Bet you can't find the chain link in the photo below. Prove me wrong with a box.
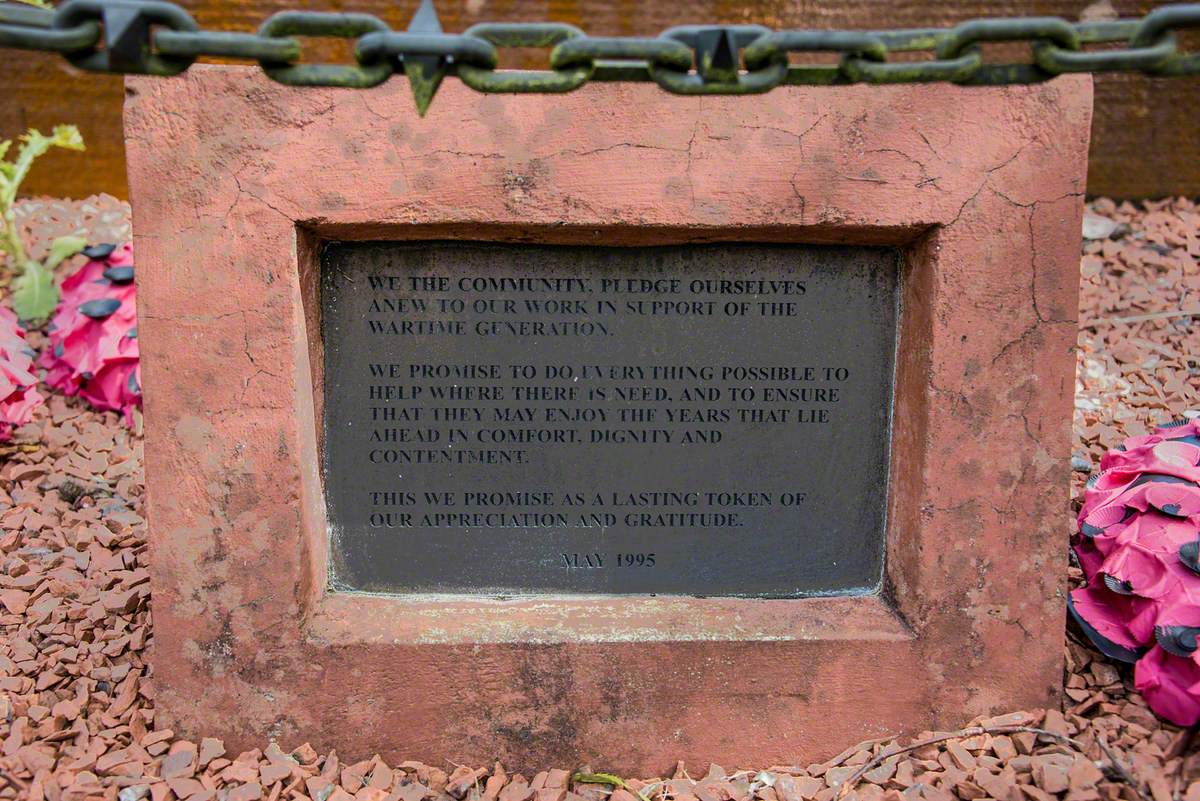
[1134,4,1200,74]
[255,12,392,88]
[2,0,1200,112]
[155,29,299,63]
[57,0,196,74]
[0,2,97,51]
[457,23,591,93]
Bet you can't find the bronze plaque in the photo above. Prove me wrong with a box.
[321,242,898,596]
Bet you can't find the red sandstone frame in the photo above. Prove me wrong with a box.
[125,66,1092,771]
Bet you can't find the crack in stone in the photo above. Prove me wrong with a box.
[1028,208,1046,324]
[947,181,988,228]
[917,131,937,156]
[143,310,246,322]
[865,147,944,190]
[987,144,1026,176]
[785,114,830,224]
[239,182,294,224]
[547,142,689,159]
[990,322,1039,366]
[739,114,828,146]
[358,94,391,123]
[840,175,889,185]
[240,368,278,405]
[684,98,702,209]
[421,149,505,160]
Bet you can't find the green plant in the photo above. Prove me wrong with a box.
[0,125,86,324]
[572,773,651,801]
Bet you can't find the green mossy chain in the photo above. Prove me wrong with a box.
[1,0,1199,114]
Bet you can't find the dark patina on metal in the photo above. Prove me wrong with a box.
[2,0,1199,110]
[321,241,898,597]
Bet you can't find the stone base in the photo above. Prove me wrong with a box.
[125,66,1092,772]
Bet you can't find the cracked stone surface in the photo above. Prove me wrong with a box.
[119,69,1094,767]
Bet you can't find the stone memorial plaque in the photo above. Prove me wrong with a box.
[131,71,1090,767]
[322,242,898,596]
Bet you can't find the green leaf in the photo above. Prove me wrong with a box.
[11,261,59,324]
[571,774,652,801]
[0,124,86,271]
[3,125,86,210]
[44,235,86,270]
[48,125,84,151]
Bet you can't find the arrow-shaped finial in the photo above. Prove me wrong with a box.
[103,3,152,72]
[693,28,739,84]
[405,0,445,116]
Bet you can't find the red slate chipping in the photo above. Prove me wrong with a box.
[0,195,1197,801]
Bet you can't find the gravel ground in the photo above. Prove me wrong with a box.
[0,196,1197,801]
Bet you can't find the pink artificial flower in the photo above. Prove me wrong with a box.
[0,305,43,440]
[1071,418,1200,725]
[40,242,140,423]
[1135,645,1200,726]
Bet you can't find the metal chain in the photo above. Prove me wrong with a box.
[2,0,1200,114]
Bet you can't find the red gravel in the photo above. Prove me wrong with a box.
[0,196,1197,801]
[1074,198,1200,485]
